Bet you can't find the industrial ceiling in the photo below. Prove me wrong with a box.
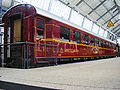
[60,0,120,37]
[0,0,120,38]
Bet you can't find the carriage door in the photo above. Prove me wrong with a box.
[9,15,22,67]
[5,19,21,54]
[13,19,21,42]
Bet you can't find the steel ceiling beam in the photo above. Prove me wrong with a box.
[113,7,119,13]
[11,0,14,6]
[113,29,120,35]
[0,0,2,14]
[96,5,116,21]
[116,31,120,36]
[88,0,106,15]
[75,0,113,28]
[112,19,120,25]
[76,0,84,6]
[111,24,120,32]
[113,30,120,35]
[83,1,106,22]
[103,12,119,25]
[59,0,70,5]
[98,0,118,26]
[113,0,119,7]
[113,28,120,34]
[62,0,118,36]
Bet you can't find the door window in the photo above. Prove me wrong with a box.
[36,18,44,38]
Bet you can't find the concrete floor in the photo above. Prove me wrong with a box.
[0,57,120,90]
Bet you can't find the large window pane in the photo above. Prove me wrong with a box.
[107,32,110,39]
[92,23,99,34]
[70,10,84,26]
[99,27,104,36]
[104,30,108,38]
[83,18,93,30]
[50,0,71,20]
[42,0,51,10]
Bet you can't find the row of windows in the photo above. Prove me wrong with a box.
[36,19,115,49]
[60,26,115,49]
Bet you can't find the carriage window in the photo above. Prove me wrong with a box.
[104,42,109,48]
[36,18,44,38]
[99,40,103,47]
[37,19,44,29]
[111,44,115,49]
[90,37,94,46]
[109,43,111,48]
[100,41,104,47]
[60,26,70,41]
[83,34,89,45]
[104,42,106,48]
[96,39,99,46]
[106,42,109,48]
[73,31,80,43]
[104,42,108,48]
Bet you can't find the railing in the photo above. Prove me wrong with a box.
[0,42,58,69]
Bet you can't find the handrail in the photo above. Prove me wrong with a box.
[0,42,58,46]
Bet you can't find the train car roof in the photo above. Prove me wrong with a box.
[35,6,116,44]
[2,4,116,44]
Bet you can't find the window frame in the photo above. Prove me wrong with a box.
[60,26,70,41]
[82,34,89,45]
[95,39,99,47]
[73,31,80,43]
[36,17,44,38]
[90,37,95,46]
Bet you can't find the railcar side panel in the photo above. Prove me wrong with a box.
[2,4,117,68]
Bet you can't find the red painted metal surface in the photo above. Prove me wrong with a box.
[2,4,116,66]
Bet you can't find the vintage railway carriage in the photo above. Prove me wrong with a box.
[2,4,117,68]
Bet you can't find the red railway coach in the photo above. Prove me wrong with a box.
[2,4,117,68]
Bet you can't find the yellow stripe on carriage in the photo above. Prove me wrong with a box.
[36,38,114,51]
